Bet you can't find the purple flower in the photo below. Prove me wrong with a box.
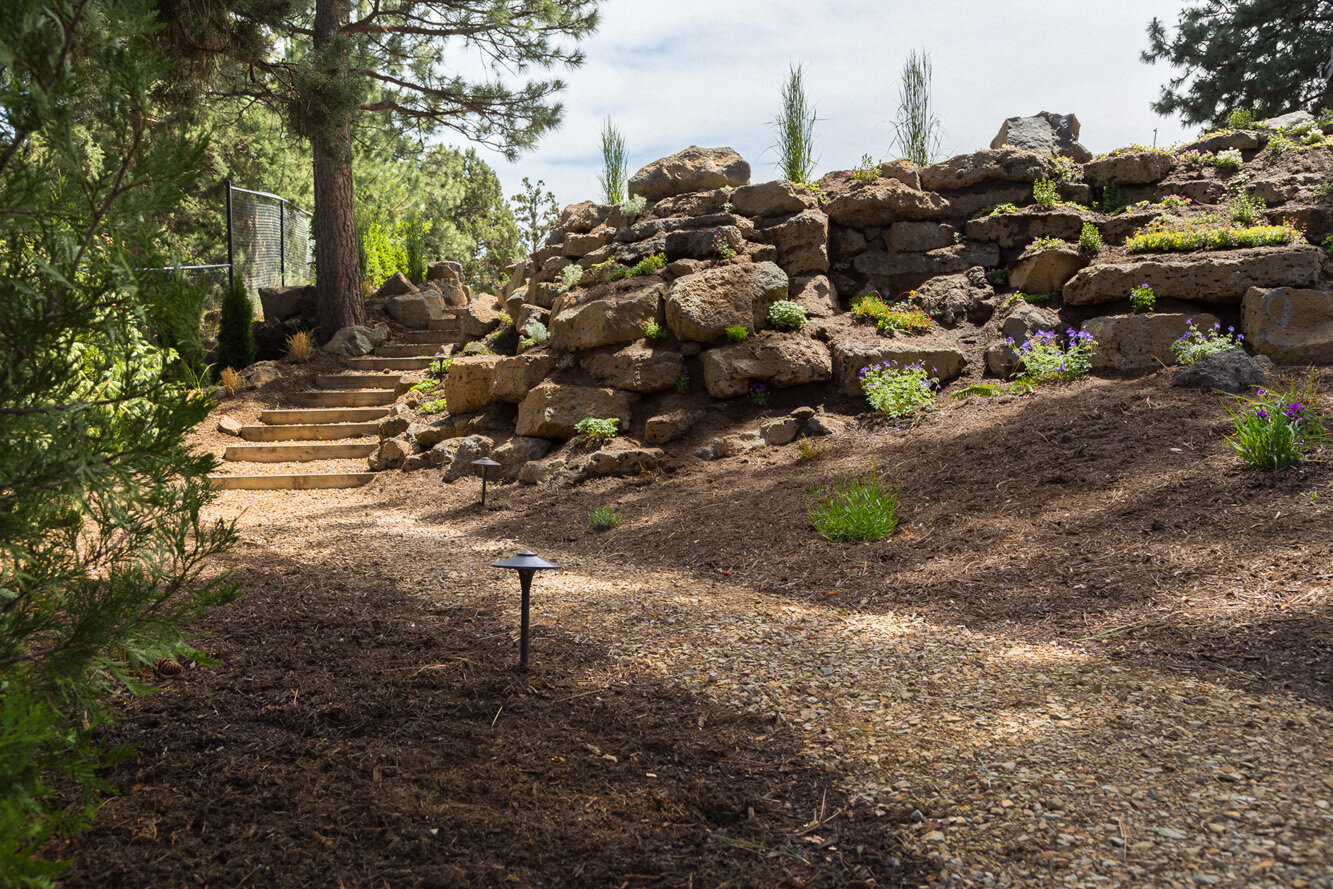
[1256,407,1268,419]
[1285,403,1305,419]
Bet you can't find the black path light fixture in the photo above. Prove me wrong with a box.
[472,457,500,507]
[491,550,561,671]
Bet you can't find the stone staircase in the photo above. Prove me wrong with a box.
[211,323,457,490]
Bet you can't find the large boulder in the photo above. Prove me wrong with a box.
[375,272,416,298]
[990,112,1091,161]
[919,148,1057,191]
[1083,313,1219,371]
[1062,246,1324,306]
[462,295,504,339]
[790,275,839,318]
[1009,246,1088,294]
[824,178,949,227]
[1259,110,1315,130]
[1083,149,1176,187]
[699,334,832,398]
[492,436,553,481]
[853,242,1000,295]
[444,353,556,414]
[963,207,1089,248]
[907,268,998,327]
[628,146,750,201]
[515,382,634,439]
[830,336,968,395]
[886,221,958,253]
[441,435,496,482]
[1179,131,1266,154]
[644,406,706,444]
[1173,349,1271,393]
[664,261,788,344]
[585,446,666,478]
[258,285,316,322]
[751,208,829,277]
[584,343,683,393]
[368,435,411,471]
[550,279,665,351]
[387,292,447,329]
[1241,286,1333,363]
[321,324,389,357]
[730,181,819,218]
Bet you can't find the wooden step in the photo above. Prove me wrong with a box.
[317,373,402,390]
[345,356,435,371]
[210,473,377,490]
[260,407,390,425]
[223,442,378,462]
[239,422,379,442]
[399,330,453,344]
[376,343,446,358]
[291,389,397,408]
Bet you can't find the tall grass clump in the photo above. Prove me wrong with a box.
[599,118,628,205]
[772,63,817,184]
[1226,372,1326,470]
[806,466,901,542]
[891,48,942,165]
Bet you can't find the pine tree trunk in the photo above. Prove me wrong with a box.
[312,0,364,340]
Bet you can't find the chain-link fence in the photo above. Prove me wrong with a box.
[226,180,313,296]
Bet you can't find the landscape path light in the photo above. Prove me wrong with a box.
[472,457,500,507]
[491,550,561,671]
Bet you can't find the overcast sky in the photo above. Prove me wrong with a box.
[464,0,1199,210]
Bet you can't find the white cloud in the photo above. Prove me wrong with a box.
[457,0,1197,207]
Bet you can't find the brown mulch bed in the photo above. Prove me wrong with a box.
[57,547,925,889]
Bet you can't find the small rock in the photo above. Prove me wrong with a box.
[1172,349,1269,393]
[216,415,243,437]
[378,415,410,440]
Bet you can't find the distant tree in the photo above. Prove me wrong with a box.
[1143,1,1333,127]
[0,0,239,881]
[510,176,561,256]
[155,0,600,338]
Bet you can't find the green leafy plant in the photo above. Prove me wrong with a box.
[599,117,628,204]
[1052,154,1084,185]
[973,202,1019,219]
[619,193,647,219]
[589,505,624,531]
[845,154,880,182]
[1078,222,1103,253]
[1099,181,1128,215]
[748,382,769,406]
[767,300,807,330]
[410,379,438,393]
[358,218,410,288]
[1032,177,1060,208]
[402,211,431,285]
[859,360,939,418]
[430,357,452,378]
[558,263,583,293]
[1227,108,1256,130]
[675,363,690,393]
[950,383,1004,399]
[1130,283,1156,313]
[217,278,258,372]
[850,294,934,334]
[1227,190,1266,225]
[1007,329,1096,384]
[1017,291,1057,304]
[1126,216,1300,253]
[1025,235,1068,252]
[805,466,901,542]
[771,63,817,184]
[519,319,549,350]
[587,252,667,285]
[642,320,668,342]
[713,227,737,259]
[797,439,825,461]
[422,397,448,413]
[575,417,619,442]
[1268,130,1296,155]
[725,325,749,343]
[1226,373,1326,470]
[1172,318,1245,365]
[1160,194,1191,208]
[891,48,942,165]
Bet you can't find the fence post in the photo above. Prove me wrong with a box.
[279,198,287,288]
[224,178,235,292]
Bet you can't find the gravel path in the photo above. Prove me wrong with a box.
[210,484,1333,889]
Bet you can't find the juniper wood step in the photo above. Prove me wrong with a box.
[239,422,379,442]
[210,472,376,490]
[317,373,403,390]
[375,343,446,358]
[345,356,435,371]
[291,389,397,408]
[260,407,389,425]
[223,442,378,462]
[399,330,453,344]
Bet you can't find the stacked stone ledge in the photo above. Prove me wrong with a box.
[361,132,1333,482]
